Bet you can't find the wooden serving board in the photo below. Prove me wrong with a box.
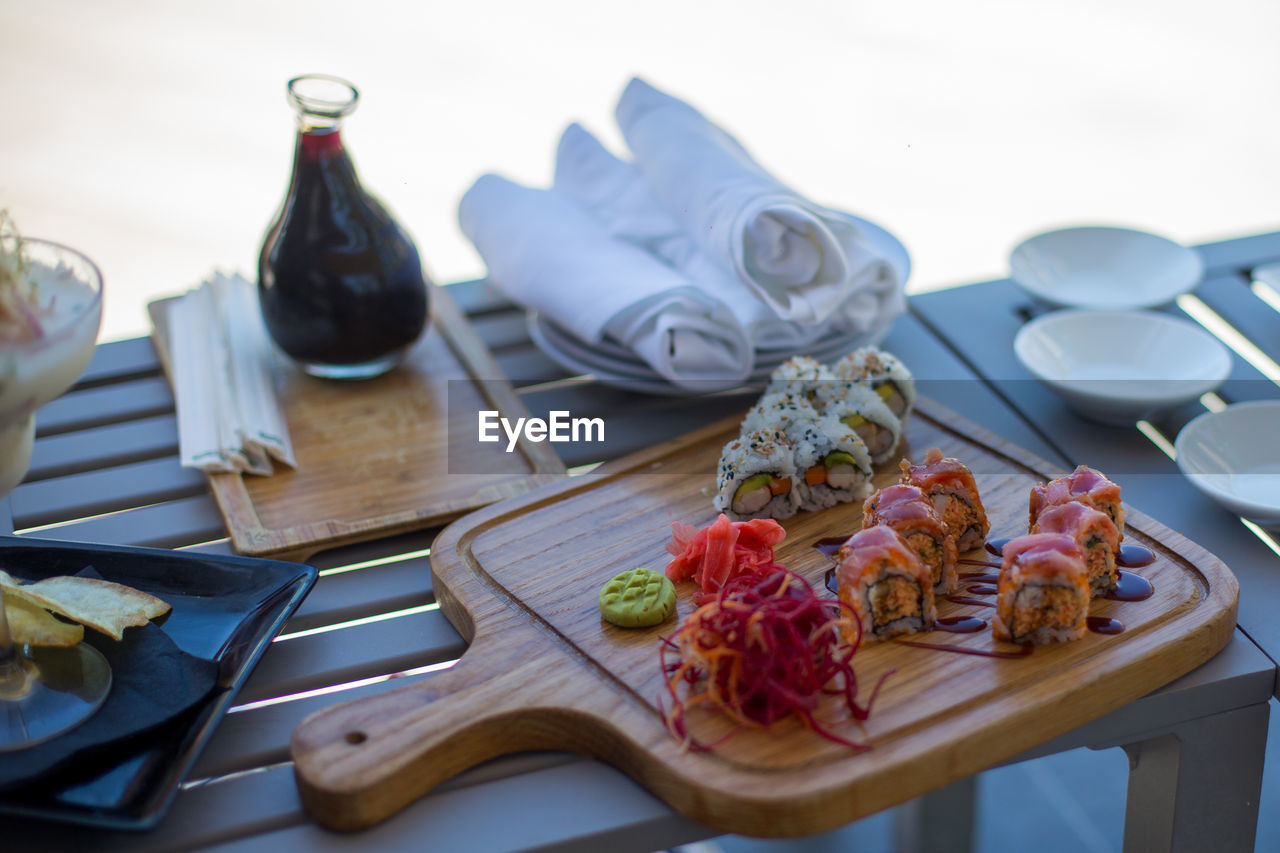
[290,397,1238,836]
[149,282,565,561]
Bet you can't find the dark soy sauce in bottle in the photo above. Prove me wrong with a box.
[259,74,429,379]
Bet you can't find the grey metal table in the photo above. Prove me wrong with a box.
[3,232,1277,852]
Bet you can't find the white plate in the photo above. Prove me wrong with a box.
[1013,309,1231,425]
[1009,226,1203,310]
[533,314,862,377]
[1175,401,1280,529]
[530,313,891,396]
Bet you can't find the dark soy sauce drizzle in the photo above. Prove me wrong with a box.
[813,537,847,560]
[944,595,994,608]
[895,638,1033,659]
[959,558,1000,568]
[824,568,839,597]
[1117,544,1155,568]
[986,538,1011,557]
[966,583,998,596]
[1105,571,1154,602]
[936,615,987,633]
[959,571,1000,584]
[1087,616,1124,635]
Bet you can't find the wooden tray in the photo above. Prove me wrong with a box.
[149,283,566,561]
[289,397,1238,836]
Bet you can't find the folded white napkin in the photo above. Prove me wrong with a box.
[458,174,753,389]
[615,77,898,326]
[168,273,296,475]
[555,122,905,350]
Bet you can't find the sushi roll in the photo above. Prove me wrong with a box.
[741,390,820,437]
[836,525,936,642]
[862,484,959,595]
[899,448,990,552]
[714,428,799,520]
[766,355,836,401]
[832,347,916,421]
[1031,500,1120,598]
[1029,465,1126,541]
[783,414,874,511]
[992,533,1089,645]
[812,381,902,464]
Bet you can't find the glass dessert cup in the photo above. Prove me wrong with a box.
[0,237,111,750]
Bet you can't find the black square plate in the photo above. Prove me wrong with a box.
[0,535,316,829]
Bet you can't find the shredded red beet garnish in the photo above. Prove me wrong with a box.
[659,565,890,751]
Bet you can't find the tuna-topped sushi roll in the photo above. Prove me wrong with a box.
[837,525,936,642]
[832,347,916,421]
[714,428,799,520]
[992,533,1089,645]
[1029,465,1126,542]
[862,484,959,595]
[900,448,990,552]
[812,381,902,465]
[1031,500,1120,598]
[766,355,835,403]
[783,413,874,511]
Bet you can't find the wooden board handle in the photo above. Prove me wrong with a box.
[291,633,566,831]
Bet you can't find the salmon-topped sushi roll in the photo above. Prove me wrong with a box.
[1031,500,1120,598]
[862,484,959,594]
[992,533,1089,645]
[1029,465,1125,541]
[899,448,990,553]
[837,525,936,642]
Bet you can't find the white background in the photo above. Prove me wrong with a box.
[2,0,1277,341]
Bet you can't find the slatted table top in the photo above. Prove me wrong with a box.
[913,231,1280,669]
[3,231,1278,851]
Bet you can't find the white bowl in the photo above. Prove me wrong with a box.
[1013,309,1232,425]
[1009,226,1203,309]
[1176,402,1280,528]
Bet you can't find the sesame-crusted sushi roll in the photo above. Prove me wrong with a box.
[899,448,990,552]
[992,533,1089,645]
[862,484,959,595]
[783,413,874,511]
[766,355,836,402]
[714,428,799,521]
[812,381,902,464]
[836,525,936,642]
[740,390,820,437]
[1029,465,1126,542]
[832,347,916,421]
[1031,500,1120,598]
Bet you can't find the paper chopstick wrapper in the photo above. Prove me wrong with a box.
[169,272,296,475]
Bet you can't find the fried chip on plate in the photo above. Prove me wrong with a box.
[2,594,84,647]
[0,569,170,641]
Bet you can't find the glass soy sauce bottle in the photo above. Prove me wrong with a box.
[259,74,429,379]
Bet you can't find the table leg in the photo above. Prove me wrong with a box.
[1120,702,1269,853]
[892,776,977,853]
